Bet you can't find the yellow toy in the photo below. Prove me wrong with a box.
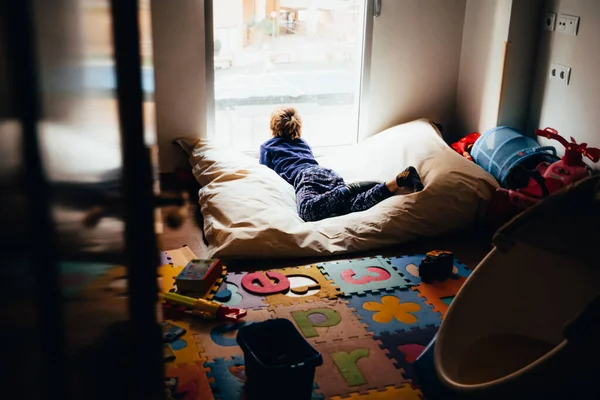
[160,292,247,321]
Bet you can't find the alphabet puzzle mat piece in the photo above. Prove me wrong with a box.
[214,272,269,310]
[317,258,410,296]
[270,299,371,345]
[204,356,324,400]
[190,308,274,360]
[375,326,438,386]
[330,384,424,400]
[165,245,198,268]
[384,255,471,285]
[412,276,467,315]
[266,265,340,307]
[205,356,247,400]
[165,361,214,400]
[163,318,206,365]
[313,337,409,399]
[345,289,442,335]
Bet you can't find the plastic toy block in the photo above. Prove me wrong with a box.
[270,299,371,345]
[190,308,274,360]
[330,384,424,400]
[266,265,341,307]
[345,288,442,335]
[313,338,409,399]
[384,254,471,285]
[375,326,438,386]
[163,318,206,365]
[412,276,467,315]
[205,356,247,400]
[161,248,226,300]
[214,272,269,310]
[317,257,410,296]
[165,361,214,400]
[176,259,225,297]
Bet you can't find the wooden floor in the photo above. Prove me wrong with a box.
[157,202,495,272]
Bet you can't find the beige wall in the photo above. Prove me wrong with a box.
[528,0,600,165]
[498,0,544,131]
[151,0,207,172]
[363,0,467,138]
[454,0,513,138]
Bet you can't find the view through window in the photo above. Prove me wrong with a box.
[210,0,366,151]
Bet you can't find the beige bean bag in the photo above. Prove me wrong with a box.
[177,119,498,259]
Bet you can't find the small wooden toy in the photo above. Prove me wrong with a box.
[175,259,224,296]
[419,250,454,283]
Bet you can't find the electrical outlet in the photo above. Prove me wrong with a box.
[545,12,556,31]
[549,63,571,86]
[557,14,579,35]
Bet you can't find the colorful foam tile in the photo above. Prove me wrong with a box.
[163,318,206,365]
[205,356,247,400]
[214,272,269,310]
[330,384,424,400]
[266,265,341,306]
[412,276,467,315]
[165,245,199,268]
[375,326,438,386]
[317,257,410,296]
[313,337,409,399]
[165,361,214,400]
[270,299,371,345]
[346,288,442,335]
[205,356,324,400]
[190,308,274,360]
[383,254,471,285]
[330,385,423,400]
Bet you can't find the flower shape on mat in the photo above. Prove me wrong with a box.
[363,295,421,323]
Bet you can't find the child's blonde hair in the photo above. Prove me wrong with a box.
[270,107,302,140]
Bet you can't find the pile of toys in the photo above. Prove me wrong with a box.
[476,127,599,228]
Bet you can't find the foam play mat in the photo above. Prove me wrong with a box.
[159,247,472,400]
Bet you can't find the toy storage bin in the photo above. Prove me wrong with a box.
[432,175,600,399]
[471,126,558,186]
[237,318,323,400]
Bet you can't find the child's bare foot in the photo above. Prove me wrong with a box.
[395,166,424,193]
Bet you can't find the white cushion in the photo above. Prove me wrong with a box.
[178,119,498,259]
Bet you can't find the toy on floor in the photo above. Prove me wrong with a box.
[237,318,323,400]
[488,127,599,224]
[161,292,247,321]
[175,259,224,296]
[419,251,454,283]
[162,322,187,342]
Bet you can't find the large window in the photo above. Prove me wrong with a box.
[209,0,367,151]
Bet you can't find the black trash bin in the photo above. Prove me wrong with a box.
[237,318,323,400]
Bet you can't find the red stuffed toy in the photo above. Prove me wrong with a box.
[451,133,481,161]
